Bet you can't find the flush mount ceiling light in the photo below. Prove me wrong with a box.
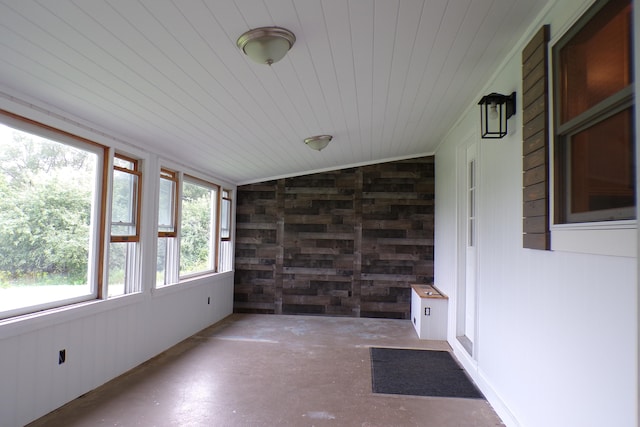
[304,135,333,151]
[236,27,296,65]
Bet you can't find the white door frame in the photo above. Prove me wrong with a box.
[455,135,479,359]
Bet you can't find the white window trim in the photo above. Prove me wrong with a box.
[0,115,105,318]
[551,220,636,257]
[547,0,636,258]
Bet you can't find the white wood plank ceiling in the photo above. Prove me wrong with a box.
[0,0,548,184]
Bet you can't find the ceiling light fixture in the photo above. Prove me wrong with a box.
[236,27,296,65]
[304,135,333,151]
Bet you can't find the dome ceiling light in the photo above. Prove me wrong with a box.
[304,135,333,151]
[236,27,296,65]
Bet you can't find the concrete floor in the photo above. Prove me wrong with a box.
[28,314,504,427]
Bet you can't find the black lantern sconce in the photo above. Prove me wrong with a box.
[478,92,516,139]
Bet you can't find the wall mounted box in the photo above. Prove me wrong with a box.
[411,284,448,340]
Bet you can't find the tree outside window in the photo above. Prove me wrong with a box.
[0,121,101,317]
[180,177,218,277]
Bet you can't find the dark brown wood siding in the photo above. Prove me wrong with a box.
[234,156,435,319]
[522,25,550,250]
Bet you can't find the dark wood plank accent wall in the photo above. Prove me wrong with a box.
[234,156,435,319]
[522,25,550,250]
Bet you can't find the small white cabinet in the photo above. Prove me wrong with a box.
[411,284,448,340]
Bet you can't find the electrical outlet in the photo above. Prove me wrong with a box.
[58,349,66,365]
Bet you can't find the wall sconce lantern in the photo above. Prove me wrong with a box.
[478,92,516,139]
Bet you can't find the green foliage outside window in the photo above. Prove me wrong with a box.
[180,180,214,275]
[0,127,96,288]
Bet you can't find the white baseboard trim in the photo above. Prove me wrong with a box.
[450,339,521,427]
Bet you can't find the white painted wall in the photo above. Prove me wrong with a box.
[435,1,638,426]
[0,94,235,427]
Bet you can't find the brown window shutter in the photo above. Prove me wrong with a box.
[522,25,550,250]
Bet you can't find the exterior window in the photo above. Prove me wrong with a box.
[553,0,634,223]
[219,190,233,272]
[108,154,142,297]
[157,169,179,286]
[180,176,218,277]
[0,118,104,318]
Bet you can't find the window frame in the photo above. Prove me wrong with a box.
[107,152,143,297]
[0,110,108,314]
[221,189,232,241]
[551,0,635,225]
[110,153,142,243]
[155,168,180,287]
[158,168,179,238]
[178,174,220,279]
[218,189,234,273]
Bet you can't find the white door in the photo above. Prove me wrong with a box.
[465,144,477,343]
[456,139,478,357]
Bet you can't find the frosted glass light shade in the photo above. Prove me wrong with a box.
[237,27,296,65]
[304,135,333,151]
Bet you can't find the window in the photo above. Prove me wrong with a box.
[157,169,179,286]
[108,154,142,297]
[0,116,105,318]
[179,176,218,277]
[219,190,233,272]
[553,0,634,223]
[156,170,232,286]
[0,112,235,318]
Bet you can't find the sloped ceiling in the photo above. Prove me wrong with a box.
[0,0,548,184]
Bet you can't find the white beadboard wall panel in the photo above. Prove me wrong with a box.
[77,2,263,160]
[416,0,493,145]
[369,0,398,159]
[295,1,352,151]
[349,0,374,159]
[0,40,214,175]
[10,2,197,136]
[0,335,18,427]
[380,0,424,155]
[16,332,38,423]
[0,274,233,427]
[321,0,360,159]
[435,1,638,426]
[405,0,472,147]
[142,1,269,144]
[0,96,236,424]
[394,0,448,153]
[0,0,551,183]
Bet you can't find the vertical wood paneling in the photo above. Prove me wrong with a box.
[522,25,550,250]
[234,156,435,319]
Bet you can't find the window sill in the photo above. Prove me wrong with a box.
[0,292,145,341]
[153,270,234,296]
[551,220,636,257]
